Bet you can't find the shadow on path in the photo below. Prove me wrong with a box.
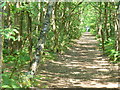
[38,32,119,88]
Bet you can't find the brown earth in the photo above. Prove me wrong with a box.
[38,32,119,88]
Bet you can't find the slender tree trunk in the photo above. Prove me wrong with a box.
[109,6,113,36]
[27,11,33,61]
[115,2,120,51]
[5,3,11,51]
[0,5,3,86]
[29,2,54,75]
[18,6,24,50]
[0,34,3,86]
[104,2,109,40]
[118,5,120,51]
[12,3,19,51]
[38,3,44,37]
[99,3,105,52]
[5,3,11,27]
[52,2,58,52]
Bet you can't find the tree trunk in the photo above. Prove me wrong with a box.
[5,3,11,51]
[99,3,105,52]
[0,34,3,85]
[52,2,59,52]
[116,2,120,51]
[29,2,54,75]
[27,11,33,61]
[0,5,3,86]
[18,4,24,50]
[38,2,44,32]
[104,2,109,40]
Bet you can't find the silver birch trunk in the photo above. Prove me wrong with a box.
[29,2,54,75]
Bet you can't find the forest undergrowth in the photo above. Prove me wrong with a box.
[0,2,120,89]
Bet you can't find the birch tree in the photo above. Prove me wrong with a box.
[29,2,54,75]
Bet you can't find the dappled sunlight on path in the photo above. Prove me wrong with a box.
[38,32,119,88]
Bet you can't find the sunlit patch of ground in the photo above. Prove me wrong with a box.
[38,32,119,88]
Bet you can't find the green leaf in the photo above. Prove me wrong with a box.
[11,84,19,88]
[2,85,11,88]
[0,2,6,8]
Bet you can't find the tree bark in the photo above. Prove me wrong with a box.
[52,2,59,52]
[99,3,105,52]
[18,3,23,50]
[0,5,3,86]
[29,2,54,75]
[27,11,33,61]
[0,34,2,87]
[116,2,120,51]
[104,2,109,40]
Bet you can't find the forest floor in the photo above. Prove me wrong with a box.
[38,32,119,88]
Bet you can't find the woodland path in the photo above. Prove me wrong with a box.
[38,32,119,88]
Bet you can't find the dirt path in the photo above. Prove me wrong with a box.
[38,32,119,88]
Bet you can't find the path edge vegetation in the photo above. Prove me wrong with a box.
[0,1,120,88]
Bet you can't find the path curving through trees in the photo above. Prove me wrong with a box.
[38,32,119,88]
